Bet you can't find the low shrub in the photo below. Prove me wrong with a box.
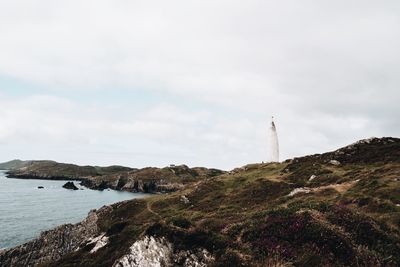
[168,216,192,229]
[242,209,356,265]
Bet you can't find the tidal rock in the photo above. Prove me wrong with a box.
[62,181,79,190]
[38,186,44,189]
[96,181,109,191]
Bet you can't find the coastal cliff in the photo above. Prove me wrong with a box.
[5,162,225,193]
[0,206,103,267]
[1,137,400,266]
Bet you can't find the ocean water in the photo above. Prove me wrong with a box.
[0,170,148,249]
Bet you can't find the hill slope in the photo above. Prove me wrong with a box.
[0,159,30,170]
[1,137,399,266]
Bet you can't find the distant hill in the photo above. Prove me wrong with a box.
[5,160,225,193]
[6,160,133,178]
[1,137,400,266]
[0,159,30,170]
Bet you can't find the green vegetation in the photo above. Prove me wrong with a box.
[19,138,400,266]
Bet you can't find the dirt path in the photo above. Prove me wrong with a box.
[146,200,162,219]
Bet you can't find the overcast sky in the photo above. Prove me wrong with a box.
[0,1,399,170]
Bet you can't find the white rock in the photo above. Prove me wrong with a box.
[288,187,311,197]
[181,195,190,204]
[348,137,377,147]
[113,236,172,267]
[87,233,109,253]
[309,175,317,181]
[329,160,341,166]
[113,236,214,267]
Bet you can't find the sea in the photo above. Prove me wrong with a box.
[0,170,148,249]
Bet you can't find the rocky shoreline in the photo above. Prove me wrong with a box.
[0,206,108,267]
[1,138,399,266]
[5,164,225,194]
[0,202,216,267]
[5,173,85,181]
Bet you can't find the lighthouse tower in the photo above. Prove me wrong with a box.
[268,116,279,162]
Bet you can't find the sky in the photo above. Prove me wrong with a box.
[0,0,399,170]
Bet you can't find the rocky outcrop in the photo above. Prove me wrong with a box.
[282,137,400,184]
[62,182,79,190]
[80,177,185,193]
[0,207,106,267]
[113,236,214,267]
[285,137,400,169]
[7,163,226,194]
[87,233,109,254]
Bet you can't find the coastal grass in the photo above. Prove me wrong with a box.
[51,138,400,266]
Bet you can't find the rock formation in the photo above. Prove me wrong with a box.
[62,182,79,190]
[113,236,214,267]
[0,207,104,266]
[6,164,225,194]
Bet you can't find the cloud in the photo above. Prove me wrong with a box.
[0,94,264,168]
[0,1,399,169]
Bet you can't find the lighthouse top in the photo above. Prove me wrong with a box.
[268,116,279,162]
[271,116,276,128]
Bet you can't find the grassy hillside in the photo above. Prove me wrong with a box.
[0,159,30,170]
[5,160,133,178]
[49,137,400,266]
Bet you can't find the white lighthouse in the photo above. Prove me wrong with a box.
[268,116,279,162]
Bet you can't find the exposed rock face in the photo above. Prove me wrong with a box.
[113,236,173,267]
[87,233,109,254]
[7,163,226,194]
[62,181,79,190]
[113,236,214,267]
[0,208,103,267]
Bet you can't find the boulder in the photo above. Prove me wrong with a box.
[62,182,79,190]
